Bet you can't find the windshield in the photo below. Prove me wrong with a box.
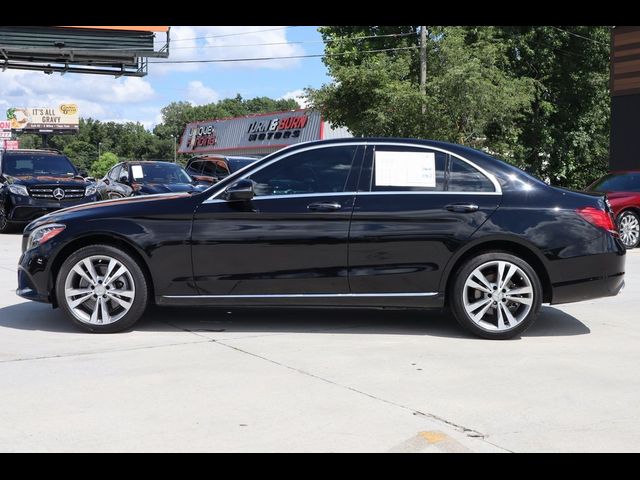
[589,173,640,192]
[3,153,77,177]
[131,163,192,184]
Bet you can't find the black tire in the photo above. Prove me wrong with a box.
[617,210,640,249]
[450,252,543,340]
[0,204,14,233]
[55,244,149,333]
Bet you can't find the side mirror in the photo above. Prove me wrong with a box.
[78,170,88,177]
[119,175,130,184]
[225,179,254,201]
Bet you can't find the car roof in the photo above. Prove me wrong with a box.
[187,155,258,162]
[2,148,63,155]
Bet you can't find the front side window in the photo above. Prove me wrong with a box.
[248,146,358,197]
[371,147,446,192]
[448,157,495,192]
[186,161,203,176]
[109,165,122,181]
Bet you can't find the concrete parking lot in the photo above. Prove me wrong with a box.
[0,232,639,452]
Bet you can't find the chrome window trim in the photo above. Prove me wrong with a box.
[163,292,439,299]
[204,140,502,204]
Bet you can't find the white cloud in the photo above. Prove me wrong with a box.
[0,69,156,125]
[152,26,305,73]
[280,89,309,108]
[186,81,219,105]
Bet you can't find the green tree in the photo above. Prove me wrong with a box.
[308,26,610,188]
[495,26,611,187]
[62,140,98,173]
[90,152,118,179]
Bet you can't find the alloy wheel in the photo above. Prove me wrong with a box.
[63,255,136,325]
[462,260,534,332]
[618,212,640,248]
[0,206,7,231]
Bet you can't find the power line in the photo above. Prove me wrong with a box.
[168,26,301,43]
[147,45,420,65]
[168,31,417,51]
[550,26,608,47]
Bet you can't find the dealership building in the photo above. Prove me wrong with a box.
[177,109,352,157]
[611,26,640,170]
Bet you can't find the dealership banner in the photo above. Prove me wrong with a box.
[6,104,79,131]
[178,109,323,155]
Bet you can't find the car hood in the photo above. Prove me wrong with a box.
[6,174,89,187]
[26,192,194,232]
[139,183,207,194]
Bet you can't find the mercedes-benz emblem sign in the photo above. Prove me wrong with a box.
[53,188,65,200]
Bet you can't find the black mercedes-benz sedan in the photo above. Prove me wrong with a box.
[16,138,625,339]
[96,161,209,200]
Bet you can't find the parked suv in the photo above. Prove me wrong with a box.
[0,149,98,233]
[185,155,258,185]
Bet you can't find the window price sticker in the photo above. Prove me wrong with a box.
[374,151,436,188]
[131,165,144,180]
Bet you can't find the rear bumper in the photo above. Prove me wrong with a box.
[551,272,625,305]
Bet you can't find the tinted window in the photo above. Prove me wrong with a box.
[448,157,495,192]
[186,161,203,176]
[590,173,640,192]
[202,161,229,178]
[228,158,257,173]
[3,153,76,176]
[371,147,445,192]
[248,146,358,197]
[109,165,122,181]
[131,163,192,184]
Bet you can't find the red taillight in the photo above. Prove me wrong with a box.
[576,207,618,235]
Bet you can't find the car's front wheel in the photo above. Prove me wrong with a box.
[450,252,542,340]
[617,210,640,249]
[0,204,14,234]
[56,245,149,333]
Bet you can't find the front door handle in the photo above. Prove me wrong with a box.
[307,201,342,212]
[445,203,479,213]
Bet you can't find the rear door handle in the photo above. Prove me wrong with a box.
[445,203,479,213]
[307,202,342,212]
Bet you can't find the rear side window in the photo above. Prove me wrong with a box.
[448,157,495,192]
[371,147,446,192]
[590,173,640,192]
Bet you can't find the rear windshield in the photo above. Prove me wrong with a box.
[3,153,77,177]
[228,158,257,172]
[590,173,640,192]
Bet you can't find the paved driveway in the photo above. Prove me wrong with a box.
[0,232,638,452]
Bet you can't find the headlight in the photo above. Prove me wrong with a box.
[85,184,97,196]
[9,184,29,196]
[26,224,66,251]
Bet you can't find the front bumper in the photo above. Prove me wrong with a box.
[8,194,99,223]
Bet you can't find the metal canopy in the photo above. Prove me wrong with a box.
[0,26,169,77]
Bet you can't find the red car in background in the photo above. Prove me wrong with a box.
[587,171,640,249]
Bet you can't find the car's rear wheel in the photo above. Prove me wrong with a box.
[617,210,640,249]
[450,252,542,340]
[56,245,149,333]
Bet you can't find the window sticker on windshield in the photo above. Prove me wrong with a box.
[375,151,436,187]
[131,165,144,180]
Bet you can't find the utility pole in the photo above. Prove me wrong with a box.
[171,135,177,162]
[420,26,427,114]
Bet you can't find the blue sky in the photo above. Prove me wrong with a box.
[0,26,331,130]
